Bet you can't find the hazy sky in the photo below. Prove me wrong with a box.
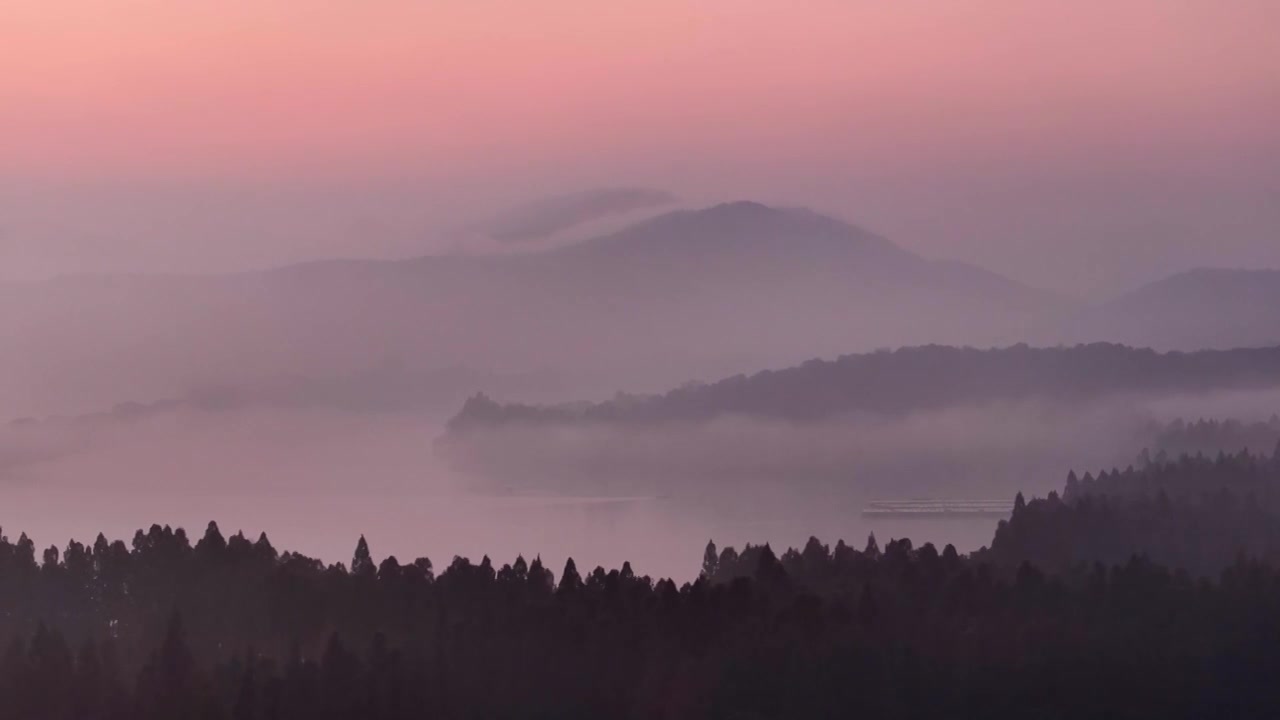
[3,1,1278,294]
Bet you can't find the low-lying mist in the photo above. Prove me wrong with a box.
[442,390,1280,491]
[0,408,734,580]
[442,401,1124,495]
[4,388,1279,581]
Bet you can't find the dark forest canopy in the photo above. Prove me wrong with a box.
[447,343,1280,431]
[4,524,1280,718]
[7,446,1280,717]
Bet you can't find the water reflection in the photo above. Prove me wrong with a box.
[0,409,1005,581]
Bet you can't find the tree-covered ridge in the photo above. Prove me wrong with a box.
[986,444,1280,577]
[1147,415,1280,461]
[448,343,1280,429]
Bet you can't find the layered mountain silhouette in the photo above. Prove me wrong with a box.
[2,202,1065,415]
[1055,268,1280,350]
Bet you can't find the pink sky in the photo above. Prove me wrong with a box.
[2,1,1278,291]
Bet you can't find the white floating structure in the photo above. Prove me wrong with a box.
[862,499,1014,518]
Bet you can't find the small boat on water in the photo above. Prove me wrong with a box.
[862,499,1014,518]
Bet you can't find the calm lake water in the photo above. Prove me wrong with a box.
[0,409,1004,581]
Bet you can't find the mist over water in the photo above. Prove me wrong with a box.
[0,408,1004,580]
[8,387,1276,580]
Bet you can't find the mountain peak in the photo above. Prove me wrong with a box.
[569,200,897,259]
[700,200,779,217]
[646,200,793,230]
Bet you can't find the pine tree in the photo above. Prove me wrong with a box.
[528,556,554,591]
[352,536,376,579]
[253,532,278,562]
[701,540,719,579]
[754,544,787,589]
[558,558,583,593]
[196,521,226,560]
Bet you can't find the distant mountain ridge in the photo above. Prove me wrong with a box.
[2,201,1063,416]
[1055,268,1280,350]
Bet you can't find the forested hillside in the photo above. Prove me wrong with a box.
[448,343,1280,430]
[986,445,1280,576]
[1147,416,1280,460]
